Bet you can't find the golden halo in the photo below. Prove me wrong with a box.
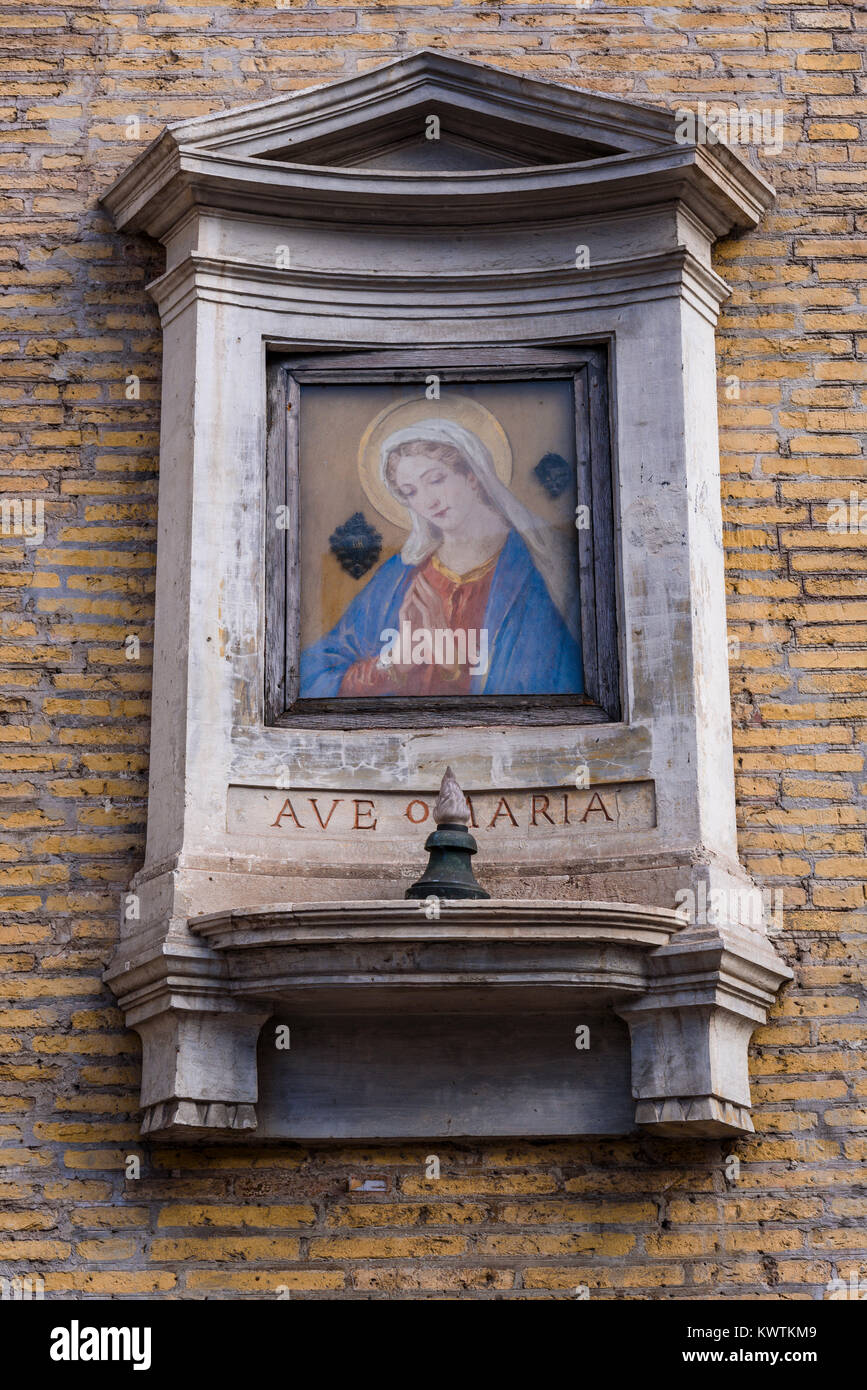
[357,394,513,529]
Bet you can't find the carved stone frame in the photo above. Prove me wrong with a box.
[264,344,619,727]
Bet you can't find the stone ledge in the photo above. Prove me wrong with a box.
[109,898,791,1141]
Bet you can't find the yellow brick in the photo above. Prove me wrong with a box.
[76,1237,138,1260]
[497,1201,655,1223]
[44,1272,175,1293]
[0,1238,70,1258]
[564,1170,715,1194]
[0,1210,55,1230]
[752,1080,848,1102]
[644,1231,719,1256]
[400,1174,556,1196]
[350,1266,513,1291]
[70,1207,149,1227]
[813,1228,867,1249]
[326,1202,484,1227]
[150,1237,301,1261]
[824,1107,867,1126]
[479,1232,635,1256]
[62,1149,137,1171]
[830,1196,867,1216]
[157,1204,316,1228]
[308,1235,467,1258]
[187,1270,345,1291]
[725,1228,805,1253]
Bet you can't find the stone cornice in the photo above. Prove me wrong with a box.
[104,143,772,244]
[189,895,683,949]
[149,247,730,330]
[100,52,773,245]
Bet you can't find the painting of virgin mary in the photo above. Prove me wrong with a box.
[300,406,583,698]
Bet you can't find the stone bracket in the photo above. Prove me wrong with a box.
[617,923,793,1137]
[104,952,271,1139]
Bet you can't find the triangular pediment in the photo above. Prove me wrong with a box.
[163,49,675,170]
[102,50,774,239]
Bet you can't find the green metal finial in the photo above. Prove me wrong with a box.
[405,766,490,901]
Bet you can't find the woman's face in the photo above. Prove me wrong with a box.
[392,453,479,534]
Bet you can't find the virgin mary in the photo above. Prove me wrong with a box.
[300,416,583,697]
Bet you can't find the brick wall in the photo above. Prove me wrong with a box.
[1,1,865,1300]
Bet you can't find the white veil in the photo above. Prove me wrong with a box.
[380,419,579,641]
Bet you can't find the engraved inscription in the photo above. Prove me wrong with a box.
[227,781,656,843]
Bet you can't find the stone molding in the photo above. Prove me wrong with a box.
[148,248,731,330]
[141,1101,257,1138]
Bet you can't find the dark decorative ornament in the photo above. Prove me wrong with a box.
[533,452,572,499]
[329,511,382,579]
[406,766,490,901]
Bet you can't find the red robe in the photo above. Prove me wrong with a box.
[338,550,498,697]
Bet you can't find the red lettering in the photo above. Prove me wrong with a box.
[488,796,518,828]
[404,799,429,825]
[580,792,613,823]
[563,793,571,825]
[530,794,554,827]
[309,797,342,830]
[464,794,478,829]
[352,798,378,830]
[270,797,304,829]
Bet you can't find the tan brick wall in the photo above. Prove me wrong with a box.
[1,1,865,1300]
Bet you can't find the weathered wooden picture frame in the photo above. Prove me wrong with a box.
[265,345,619,727]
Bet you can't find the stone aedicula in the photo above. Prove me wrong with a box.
[101,52,789,1142]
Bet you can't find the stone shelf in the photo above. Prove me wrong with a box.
[189,897,679,1014]
[109,898,791,1142]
